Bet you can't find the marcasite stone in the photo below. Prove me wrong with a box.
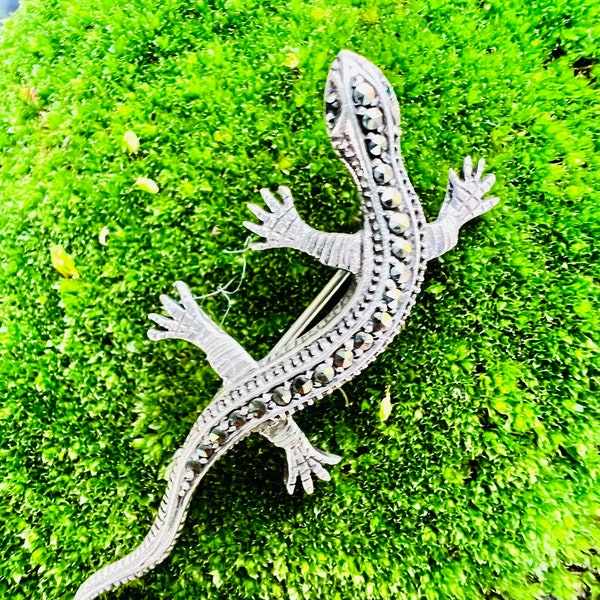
[362,107,383,130]
[380,188,403,209]
[185,460,202,474]
[196,445,213,459]
[392,239,413,259]
[209,428,228,445]
[354,331,374,351]
[247,400,266,418]
[272,386,292,405]
[384,288,403,303]
[373,311,393,331]
[228,412,246,429]
[366,133,387,157]
[373,160,393,184]
[314,363,335,384]
[388,212,410,234]
[293,376,313,395]
[334,348,353,368]
[353,81,377,106]
[390,260,411,283]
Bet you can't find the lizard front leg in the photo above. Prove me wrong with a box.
[423,156,499,260]
[147,281,340,494]
[148,281,258,386]
[243,186,362,274]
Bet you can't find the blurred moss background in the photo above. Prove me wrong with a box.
[0,0,599,598]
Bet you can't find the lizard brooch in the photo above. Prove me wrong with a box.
[75,50,498,599]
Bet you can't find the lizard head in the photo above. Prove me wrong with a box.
[324,50,401,142]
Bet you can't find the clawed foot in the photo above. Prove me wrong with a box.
[148,281,209,345]
[260,417,342,495]
[243,186,308,251]
[284,443,341,495]
[442,156,499,226]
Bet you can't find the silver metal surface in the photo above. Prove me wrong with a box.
[75,50,498,599]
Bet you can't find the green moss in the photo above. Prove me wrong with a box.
[0,0,599,598]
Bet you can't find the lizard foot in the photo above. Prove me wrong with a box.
[243,186,308,251]
[259,417,341,494]
[442,156,499,227]
[422,156,500,260]
[283,442,341,495]
[148,281,258,384]
[147,281,210,345]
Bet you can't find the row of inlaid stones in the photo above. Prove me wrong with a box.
[188,327,374,466]
[352,73,415,305]
[189,77,415,472]
[351,74,415,263]
[195,255,411,466]
[352,75,414,258]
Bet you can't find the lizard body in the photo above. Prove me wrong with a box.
[75,50,497,599]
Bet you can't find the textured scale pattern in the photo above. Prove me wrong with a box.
[75,50,498,599]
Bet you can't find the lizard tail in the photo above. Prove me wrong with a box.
[74,474,193,600]
[74,378,279,598]
[74,409,228,600]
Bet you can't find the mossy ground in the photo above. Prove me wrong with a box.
[1,0,599,598]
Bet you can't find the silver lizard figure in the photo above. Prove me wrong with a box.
[75,50,498,599]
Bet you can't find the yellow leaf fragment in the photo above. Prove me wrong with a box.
[379,385,393,421]
[20,87,39,103]
[51,244,80,279]
[135,177,159,194]
[276,154,294,174]
[361,6,380,24]
[283,52,299,69]
[123,130,140,153]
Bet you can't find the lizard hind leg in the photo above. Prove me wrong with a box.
[260,417,341,495]
[283,439,341,495]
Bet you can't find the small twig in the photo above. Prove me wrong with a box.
[338,387,350,408]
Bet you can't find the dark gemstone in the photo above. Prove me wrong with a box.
[354,331,374,351]
[272,386,292,405]
[385,288,403,303]
[373,160,393,184]
[366,133,387,156]
[313,363,335,384]
[185,460,203,474]
[209,428,228,445]
[373,311,393,331]
[388,212,410,234]
[293,376,313,395]
[380,188,402,209]
[197,444,213,459]
[353,81,377,106]
[392,239,413,259]
[334,348,353,369]
[228,412,246,429]
[248,400,266,418]
[390,260,411,283]
[362,107,383,130]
